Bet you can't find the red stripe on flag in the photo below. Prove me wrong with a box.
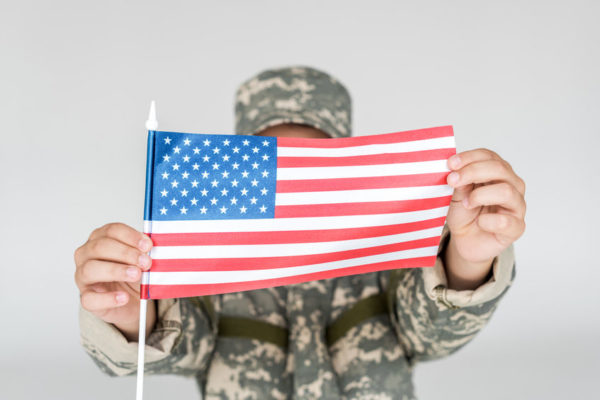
[150,217,445,246]
[277,148,456,168]
[141,256,437,299]
[275,172,449,193]
[149,236,441,272]
[277,126,453,148]
[274,196,452,218]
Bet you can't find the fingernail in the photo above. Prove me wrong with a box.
[448,155,461,169]
[126,267,139,279]
[138,238,151,252]
[116,293,127,303]
[138,254,151,268]
[447,172,459,186]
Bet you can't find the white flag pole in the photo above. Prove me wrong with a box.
[136,101,158,400]
[135,298,148,400]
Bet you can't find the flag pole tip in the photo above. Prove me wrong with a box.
[145,100,158,131]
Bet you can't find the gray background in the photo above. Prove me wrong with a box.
[1,0,598,399]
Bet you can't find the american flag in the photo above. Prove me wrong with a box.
[141,126,456,299]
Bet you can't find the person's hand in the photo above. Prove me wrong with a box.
[74,223,156,341]
[444,149,526,290]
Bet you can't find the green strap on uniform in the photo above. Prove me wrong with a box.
[386,268,407,319]
[218,316,289,349]
[195,270,406,349]
[325,292,388,347]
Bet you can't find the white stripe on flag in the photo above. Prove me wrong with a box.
[276,159,449,180]
[148,246,438,284]
[274,185,453,205]
[150,226,444,259]
[277,136,456,157]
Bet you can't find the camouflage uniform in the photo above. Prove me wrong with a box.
[80,67,517,399]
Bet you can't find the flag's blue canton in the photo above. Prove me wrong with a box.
[151,131,277,220]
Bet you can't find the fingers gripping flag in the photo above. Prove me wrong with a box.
[141,126,456,299]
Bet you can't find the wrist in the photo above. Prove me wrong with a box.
[114,300,157,342]
[444,237,494,291]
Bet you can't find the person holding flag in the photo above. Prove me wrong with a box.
[75,66,526,399]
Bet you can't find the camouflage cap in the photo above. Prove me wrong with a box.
[235,66,352,138]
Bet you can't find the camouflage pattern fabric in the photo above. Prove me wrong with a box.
[235,66,352,138]
[80,229,516,399]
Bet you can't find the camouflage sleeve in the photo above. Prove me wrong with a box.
[79,297,216,377]
[389,228,516,365]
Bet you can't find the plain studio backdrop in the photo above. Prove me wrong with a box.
[1,1,598,399]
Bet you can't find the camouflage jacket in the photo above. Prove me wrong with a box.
[80,230,516,399]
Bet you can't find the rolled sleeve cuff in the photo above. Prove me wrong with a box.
[79,298,183,375]
[422,229,516,309]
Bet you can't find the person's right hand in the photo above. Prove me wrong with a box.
[74,223,155,341]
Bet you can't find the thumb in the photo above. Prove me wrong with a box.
[447,184,479,232]
[450,184,471,203]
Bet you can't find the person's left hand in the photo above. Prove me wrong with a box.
[445,149,526,269]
